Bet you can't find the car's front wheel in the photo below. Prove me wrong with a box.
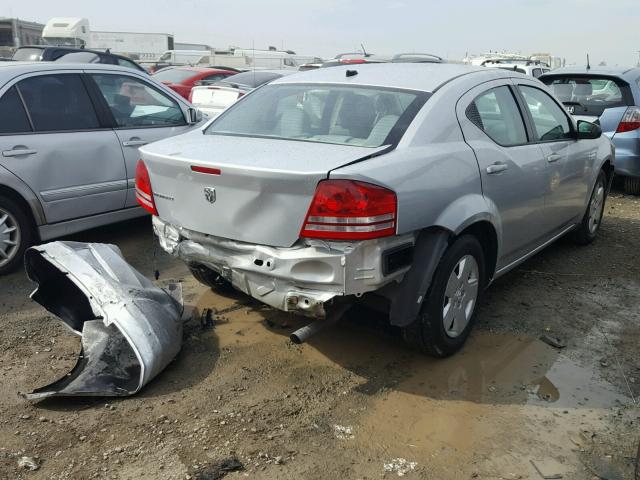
[402,235,485,357]
[571,170,607,245]
[0,195,34,275]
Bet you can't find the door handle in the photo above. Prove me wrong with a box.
[122,140,147,147]
[486,162,508,174]
[546,153,561,163]
[2,149,37,157]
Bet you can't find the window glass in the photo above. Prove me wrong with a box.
[12,47,44,61]
[18,74,99,132]
[532,68,542,78]
[0,87,32,134]
[466,86,527,146]
[92,74,185,128]
[117,58,141,71]
[203,74,227,82]
[519,85,572,141]
[152,68,196,84]
[219,71,283,89]
[541,76,631,116]
[206,84,425,148]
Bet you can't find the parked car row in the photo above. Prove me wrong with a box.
[0,62,200,274]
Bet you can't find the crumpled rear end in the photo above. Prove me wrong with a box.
[23,241,182,399]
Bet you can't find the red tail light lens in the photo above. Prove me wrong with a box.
[616,106,640,133]
[301,180,397,240]
[135,160,158,215]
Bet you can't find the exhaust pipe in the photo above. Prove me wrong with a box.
[289,304,350,344]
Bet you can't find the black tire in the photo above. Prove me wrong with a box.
[571,170,607,245]
[402,235,486,357]
[624,176,640,195]
[189,264,234,292]
[0,194,34,276]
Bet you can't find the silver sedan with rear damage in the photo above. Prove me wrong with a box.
[139,63,614,356]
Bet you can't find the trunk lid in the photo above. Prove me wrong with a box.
[140,132,387,247]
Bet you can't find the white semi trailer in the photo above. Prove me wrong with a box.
[42,17,174,60]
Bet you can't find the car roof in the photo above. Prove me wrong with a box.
[0,62,149,83]
[271,63,506,92]
[542,66,640,78]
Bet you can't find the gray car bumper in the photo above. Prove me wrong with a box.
[24,241,183,399]
[153,216,413,317]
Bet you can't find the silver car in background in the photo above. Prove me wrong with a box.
[0,62,201,274]
[140,64,613,356]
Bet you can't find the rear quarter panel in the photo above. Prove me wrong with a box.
[330,82,497,239]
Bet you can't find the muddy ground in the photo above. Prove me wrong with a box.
[0,187,638,480]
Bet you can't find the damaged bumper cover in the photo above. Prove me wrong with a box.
[153,216,413,317]
[24,241,182,399]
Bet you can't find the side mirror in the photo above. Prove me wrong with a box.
[187,107,202,124]
[576,120,602,140]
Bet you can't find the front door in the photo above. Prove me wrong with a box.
[516,83,592,231]
[88,72,193,207]
[457,82,548,270]
[0,74,126,224]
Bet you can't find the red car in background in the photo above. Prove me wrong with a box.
[152,66,236,100]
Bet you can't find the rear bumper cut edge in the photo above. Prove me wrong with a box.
[153,216,413,317]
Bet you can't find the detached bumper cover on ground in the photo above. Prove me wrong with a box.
[24,241,183,399]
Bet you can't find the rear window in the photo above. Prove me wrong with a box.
[206,84,428,147]
[152,68,197,84]
[541,76,632,116]
[219,72,284,89]
[12,48,44,61]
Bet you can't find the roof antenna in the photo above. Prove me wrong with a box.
[586,53,591,71]
[361,43,368,57]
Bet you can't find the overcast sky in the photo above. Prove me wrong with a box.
[6,0,640,66]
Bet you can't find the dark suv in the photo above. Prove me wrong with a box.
[12,46,146,72]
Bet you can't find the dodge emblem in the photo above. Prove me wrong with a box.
[204,187,216,204]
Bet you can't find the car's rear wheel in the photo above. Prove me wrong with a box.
[402,235,485,357]
[189,264,234,292]
[623,176,640,195]
[572,170,607,245]
[0,195,34,275]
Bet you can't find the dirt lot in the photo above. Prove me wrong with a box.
[1,189,638,480]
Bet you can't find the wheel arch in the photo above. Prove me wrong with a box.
[456,220,499,283]
[0,184,42,241]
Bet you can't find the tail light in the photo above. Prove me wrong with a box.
[135,160,158,215]
[301,180,397,240]
[616,106,640,133]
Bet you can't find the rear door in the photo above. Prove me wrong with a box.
[0,73,127,224]
[87,72,193,207]
[515,83,592,230]
[457,81,548,269]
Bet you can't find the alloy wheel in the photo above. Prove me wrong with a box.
[0,208,20,268]
[442,255,479,338]
[588,180,605,234]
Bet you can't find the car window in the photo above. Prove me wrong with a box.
[203,73,228,82]
[206,84,427,147]
[117,58,142,71]
[54,51,101,63]
[532,68,542,78]
[152,68,197,84]
[92,74,186,128]
[519,85,572,141]
[12,47,44,61]
[541,76,631,116]
[466,86,528,146]
[0,86,32,134]
[17,74,100,132]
